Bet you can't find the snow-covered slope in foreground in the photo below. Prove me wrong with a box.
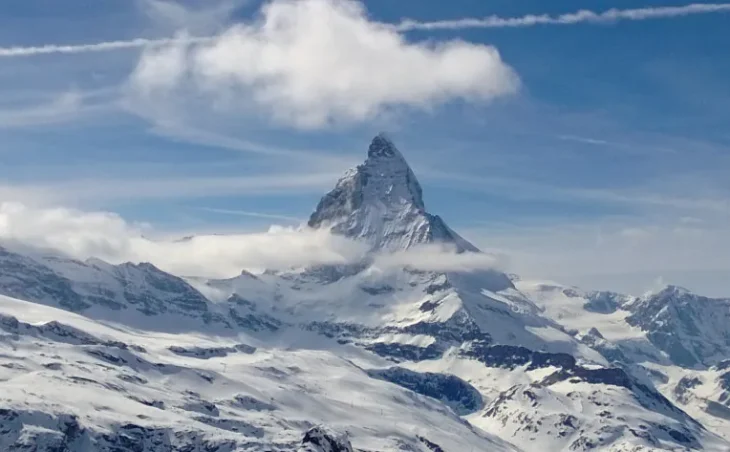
[0,294,515,452]
[1,135,729,451]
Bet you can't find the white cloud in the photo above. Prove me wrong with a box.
[128,0,519,128]
[395,3,730,31]
[129,41,189,96]
[139,227,370,278]
[0,202,505,279]
[0,202,143,260]
[0,202,368,278]
[4,200,727,296]
[0,92,82,128]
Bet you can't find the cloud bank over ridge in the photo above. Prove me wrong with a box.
[0,202,503,279]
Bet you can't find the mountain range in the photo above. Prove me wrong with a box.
[1,134,729,451]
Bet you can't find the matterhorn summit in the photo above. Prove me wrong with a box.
[308,133,478,252]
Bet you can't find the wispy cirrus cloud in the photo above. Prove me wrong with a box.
[0,91,83,128]
[422,165,730,215]
[0,36,211,58]
[395,3,730,31]
[195,207,304,224]
[0,172,341,206]
[1,3,728,59]
[144,121,357,167]
[556,135,611,146]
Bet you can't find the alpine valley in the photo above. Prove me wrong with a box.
[1,135,729,452]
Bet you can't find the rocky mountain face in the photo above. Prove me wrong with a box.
[309,133,479,253]
[0,246,209,318]
[1,135,729,451]
[624,286,730,368]
[298,426,354,452]
[0,246,284,333]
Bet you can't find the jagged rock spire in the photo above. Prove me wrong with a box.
[308,134,478,252]
[367,132,399,158]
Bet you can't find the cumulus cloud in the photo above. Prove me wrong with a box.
[136,228,370,278]
[0,202,502,279]
[0,202,142,260]
[127,0,519,128]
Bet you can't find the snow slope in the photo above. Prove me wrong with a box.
[0,294,517,451]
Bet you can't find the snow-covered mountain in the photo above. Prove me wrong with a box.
[520,280,730,444]
[309,133,480,253]
[1,135,729,451]
[0,246,209,317]
[624,286,730,369]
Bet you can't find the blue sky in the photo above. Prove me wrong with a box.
[1,0,729,295]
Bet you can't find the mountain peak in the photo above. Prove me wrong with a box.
[308,134,477,252]
[367,132,399,159]
[646,284,693,300]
